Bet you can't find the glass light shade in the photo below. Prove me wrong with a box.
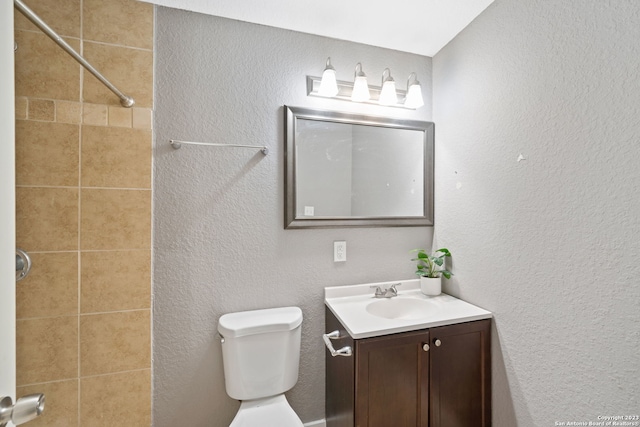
[379,80,398,106]
[351,75,370,102]
[405,83,424,108]
[318,68,339,97]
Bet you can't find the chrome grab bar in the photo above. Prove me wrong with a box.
[322,330,352,357]
[15,248,32,282]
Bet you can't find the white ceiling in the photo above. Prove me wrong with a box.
[141,0,494,57]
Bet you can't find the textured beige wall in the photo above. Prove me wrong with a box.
[433,0,640,424]
[14,0,153,425]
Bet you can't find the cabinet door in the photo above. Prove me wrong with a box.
[355,330,430,427]
[429,320,491,427]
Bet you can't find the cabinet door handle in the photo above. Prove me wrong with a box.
[422,343,430,352]
[323,330,352,357]
[434,339,442,347]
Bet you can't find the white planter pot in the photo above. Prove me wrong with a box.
[420,276,442,296]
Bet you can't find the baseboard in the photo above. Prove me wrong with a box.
[304,419,326,427]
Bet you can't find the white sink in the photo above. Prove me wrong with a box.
[366,298,438,320]
[325,279,492,339]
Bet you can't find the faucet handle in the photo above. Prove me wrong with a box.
[389,283,402,294]
[369,285,384,297]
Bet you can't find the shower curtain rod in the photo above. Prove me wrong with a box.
[13,0,135,108]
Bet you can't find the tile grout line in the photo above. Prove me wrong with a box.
[78,2,83,423]
[15,28,153,52]
[17,98,152,127]
[17,367,152,389]
[16,185,152,191]
[17,308,151,322]
[24,248,151,254]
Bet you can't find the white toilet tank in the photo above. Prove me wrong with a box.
[218,306,303,401]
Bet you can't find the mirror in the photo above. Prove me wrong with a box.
[285,106,434,228]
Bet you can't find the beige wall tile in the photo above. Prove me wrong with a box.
[15,30,80,101]
[81,251,150,313]
[17,252,78,319]
[80,189,151,250]
[14,0,154,411]
[28,98,55,121]
[132,108,152,129]
[80,310,150,376]
[83,42,153,107]
[17,316,78,385]
[17,380,78,427]
[56,100,82,124]
[15,97,28,120]
[16,120,79,187]
[83,0,153,50]
[108,105,132,127]
[80,370,150,427]
[82,103,108,126]
[16,187,79,252]
[14,0,80,38]
[81,126,151,189]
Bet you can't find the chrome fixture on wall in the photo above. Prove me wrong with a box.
[0,394,45,427]
[307,57,424,109]
[351,63,370,102]
[317,57,339,97]
[13,0,135,107]
[404,72,424,109]
[379,68,398,106]
[15,248,32,282]
[169,139,269,155]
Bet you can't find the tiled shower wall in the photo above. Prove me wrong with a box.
[13,0,153,425]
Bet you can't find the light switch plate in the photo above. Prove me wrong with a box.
[334,241,346,262]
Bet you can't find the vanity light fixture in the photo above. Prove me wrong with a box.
[306,59,424,109]
[318,57,339,97]
[378,68,398,106]
[351,63,370,102]
[404,72,424,109]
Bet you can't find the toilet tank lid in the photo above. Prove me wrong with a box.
[218,306,303,338]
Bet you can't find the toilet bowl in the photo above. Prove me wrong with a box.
[218,306,304,427]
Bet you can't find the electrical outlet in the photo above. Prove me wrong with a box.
[334,241,346,262]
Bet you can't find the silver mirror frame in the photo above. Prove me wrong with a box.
[284,105,434,229]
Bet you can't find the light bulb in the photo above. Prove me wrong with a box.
[404,72,424,108]
[379,81,397,105]
[318,57,339,97]
[379,68,398,106]
[405,84,424,108]
[351,63,370,102]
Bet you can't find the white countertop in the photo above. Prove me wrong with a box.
[325,279,492,339]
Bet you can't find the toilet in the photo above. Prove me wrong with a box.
[218,306,304,427]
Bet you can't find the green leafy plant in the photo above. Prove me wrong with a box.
[411,248,453,279]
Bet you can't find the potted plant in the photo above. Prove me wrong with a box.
[411,248,452,295]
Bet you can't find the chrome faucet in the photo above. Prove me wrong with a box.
[370,283,401,298]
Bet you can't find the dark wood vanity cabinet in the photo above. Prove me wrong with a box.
[325,307,491,427]
[355,329,431,427]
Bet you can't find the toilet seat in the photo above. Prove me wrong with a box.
[229,394,303,427]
